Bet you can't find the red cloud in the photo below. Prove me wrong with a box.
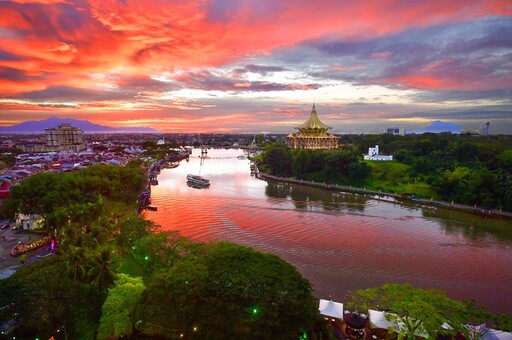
[0,0,511,130]
[2,0,510,91]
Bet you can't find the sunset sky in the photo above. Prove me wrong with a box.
[0,0,511,133]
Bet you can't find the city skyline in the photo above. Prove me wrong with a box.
[0,0,511,133]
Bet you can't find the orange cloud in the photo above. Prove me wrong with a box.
[0,0,511,131]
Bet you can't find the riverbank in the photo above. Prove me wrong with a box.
[255,169,512,220]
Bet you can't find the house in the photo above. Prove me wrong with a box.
[364,145,393,161]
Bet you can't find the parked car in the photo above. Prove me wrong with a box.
[0,223,10,229]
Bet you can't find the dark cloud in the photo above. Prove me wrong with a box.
[410,89,512,103]
[244,64,287,74]
[202,0,285,24]
[298,17,512,94]
[0,66,38,81]
[14,86,135,102]
[231,64,287,77]
[0,50,22,61]
[176,69,320,92]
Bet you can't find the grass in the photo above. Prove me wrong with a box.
[117,253,145,277]
[363,160,437,198]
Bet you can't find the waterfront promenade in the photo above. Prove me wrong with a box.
[256,171,512,219]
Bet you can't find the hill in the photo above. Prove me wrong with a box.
[411,120,462,134]
[0,116,161,134]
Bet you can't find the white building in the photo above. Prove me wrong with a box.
[364,145,393,161]
[15,213,44,230]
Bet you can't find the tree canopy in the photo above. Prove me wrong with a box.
[259,134,512,210]
[346,283,512,340]
[136,242,318,339]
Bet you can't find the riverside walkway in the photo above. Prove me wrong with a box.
[255,170,512,219]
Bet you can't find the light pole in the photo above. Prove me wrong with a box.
[57,325,67,340]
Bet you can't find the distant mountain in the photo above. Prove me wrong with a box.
[0,116,161,134]
[411,120,462,134]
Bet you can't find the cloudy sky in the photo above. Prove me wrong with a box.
[0,0,511,133]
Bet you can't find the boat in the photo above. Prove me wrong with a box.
[145,205,158,211]
[186,174,210,186]
[187,181,209,189]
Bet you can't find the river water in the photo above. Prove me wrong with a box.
[144,148,512,316]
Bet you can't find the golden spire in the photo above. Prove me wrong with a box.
[296,104,331,130]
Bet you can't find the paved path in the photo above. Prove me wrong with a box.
[256,171,512,219]
[0,221,47,277]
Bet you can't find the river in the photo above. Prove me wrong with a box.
[143,148,512,316]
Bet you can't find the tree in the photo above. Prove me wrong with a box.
[348,162,370,183]
[136,242,318,339]
[131,231,196,275]
[324,149,359,179]
[64,245,90,282]
[262,142,292,177]
[292,148,313,177]
[346,283,489,340]
[0,256,103,339]
[97,274,146,339]
[88,247,117,292]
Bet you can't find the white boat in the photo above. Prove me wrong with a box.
[186,174,210,186]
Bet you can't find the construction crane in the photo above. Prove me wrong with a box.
[197,134,208,155]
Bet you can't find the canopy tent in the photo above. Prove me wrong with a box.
[368,309,428,338]
[369,309,399,331]
[468,324,512,340]
[318,299,344,319]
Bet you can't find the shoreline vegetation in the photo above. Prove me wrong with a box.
[255,170,512,219]
[1,152,511,338]
[254,133,512,218]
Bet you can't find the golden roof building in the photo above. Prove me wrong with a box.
[286,104,339,149]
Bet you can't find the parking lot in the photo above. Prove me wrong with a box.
[0,219,47,275]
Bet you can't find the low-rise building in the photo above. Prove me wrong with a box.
[364,145,393,161]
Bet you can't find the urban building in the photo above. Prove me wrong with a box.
[45,124,85,152]
[480,122,490,136]
[286,104,339,149]
[364,145,393,161]
[384,127,406,136]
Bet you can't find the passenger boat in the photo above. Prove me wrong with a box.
[145,205,158,211]
[186,174,210,186]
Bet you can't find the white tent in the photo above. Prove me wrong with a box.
[369,309,399,331]
[318,299,344,319]
[468,324,512,340]
[368,309,428,338]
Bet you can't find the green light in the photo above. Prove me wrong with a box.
[144,255,149,260]
[252,308,258,315]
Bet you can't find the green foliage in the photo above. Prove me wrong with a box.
[262,142,293,176]
[1,164,144,226]
[260,143,371,184]
[260,134,512,210]
[97,274,146,339]
[136,242,318,339]
[87,247,118,292]
[0,256,104,339]
[130,231,198,276]
[346,283,500,340]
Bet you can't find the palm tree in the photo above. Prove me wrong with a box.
[87,247,117,292]
[64,245,88,282]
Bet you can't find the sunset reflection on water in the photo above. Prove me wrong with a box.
[144,149,512,316]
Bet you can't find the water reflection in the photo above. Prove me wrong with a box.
[423,209,512,243]
[145,148,512,316]
[265,182,369,212]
